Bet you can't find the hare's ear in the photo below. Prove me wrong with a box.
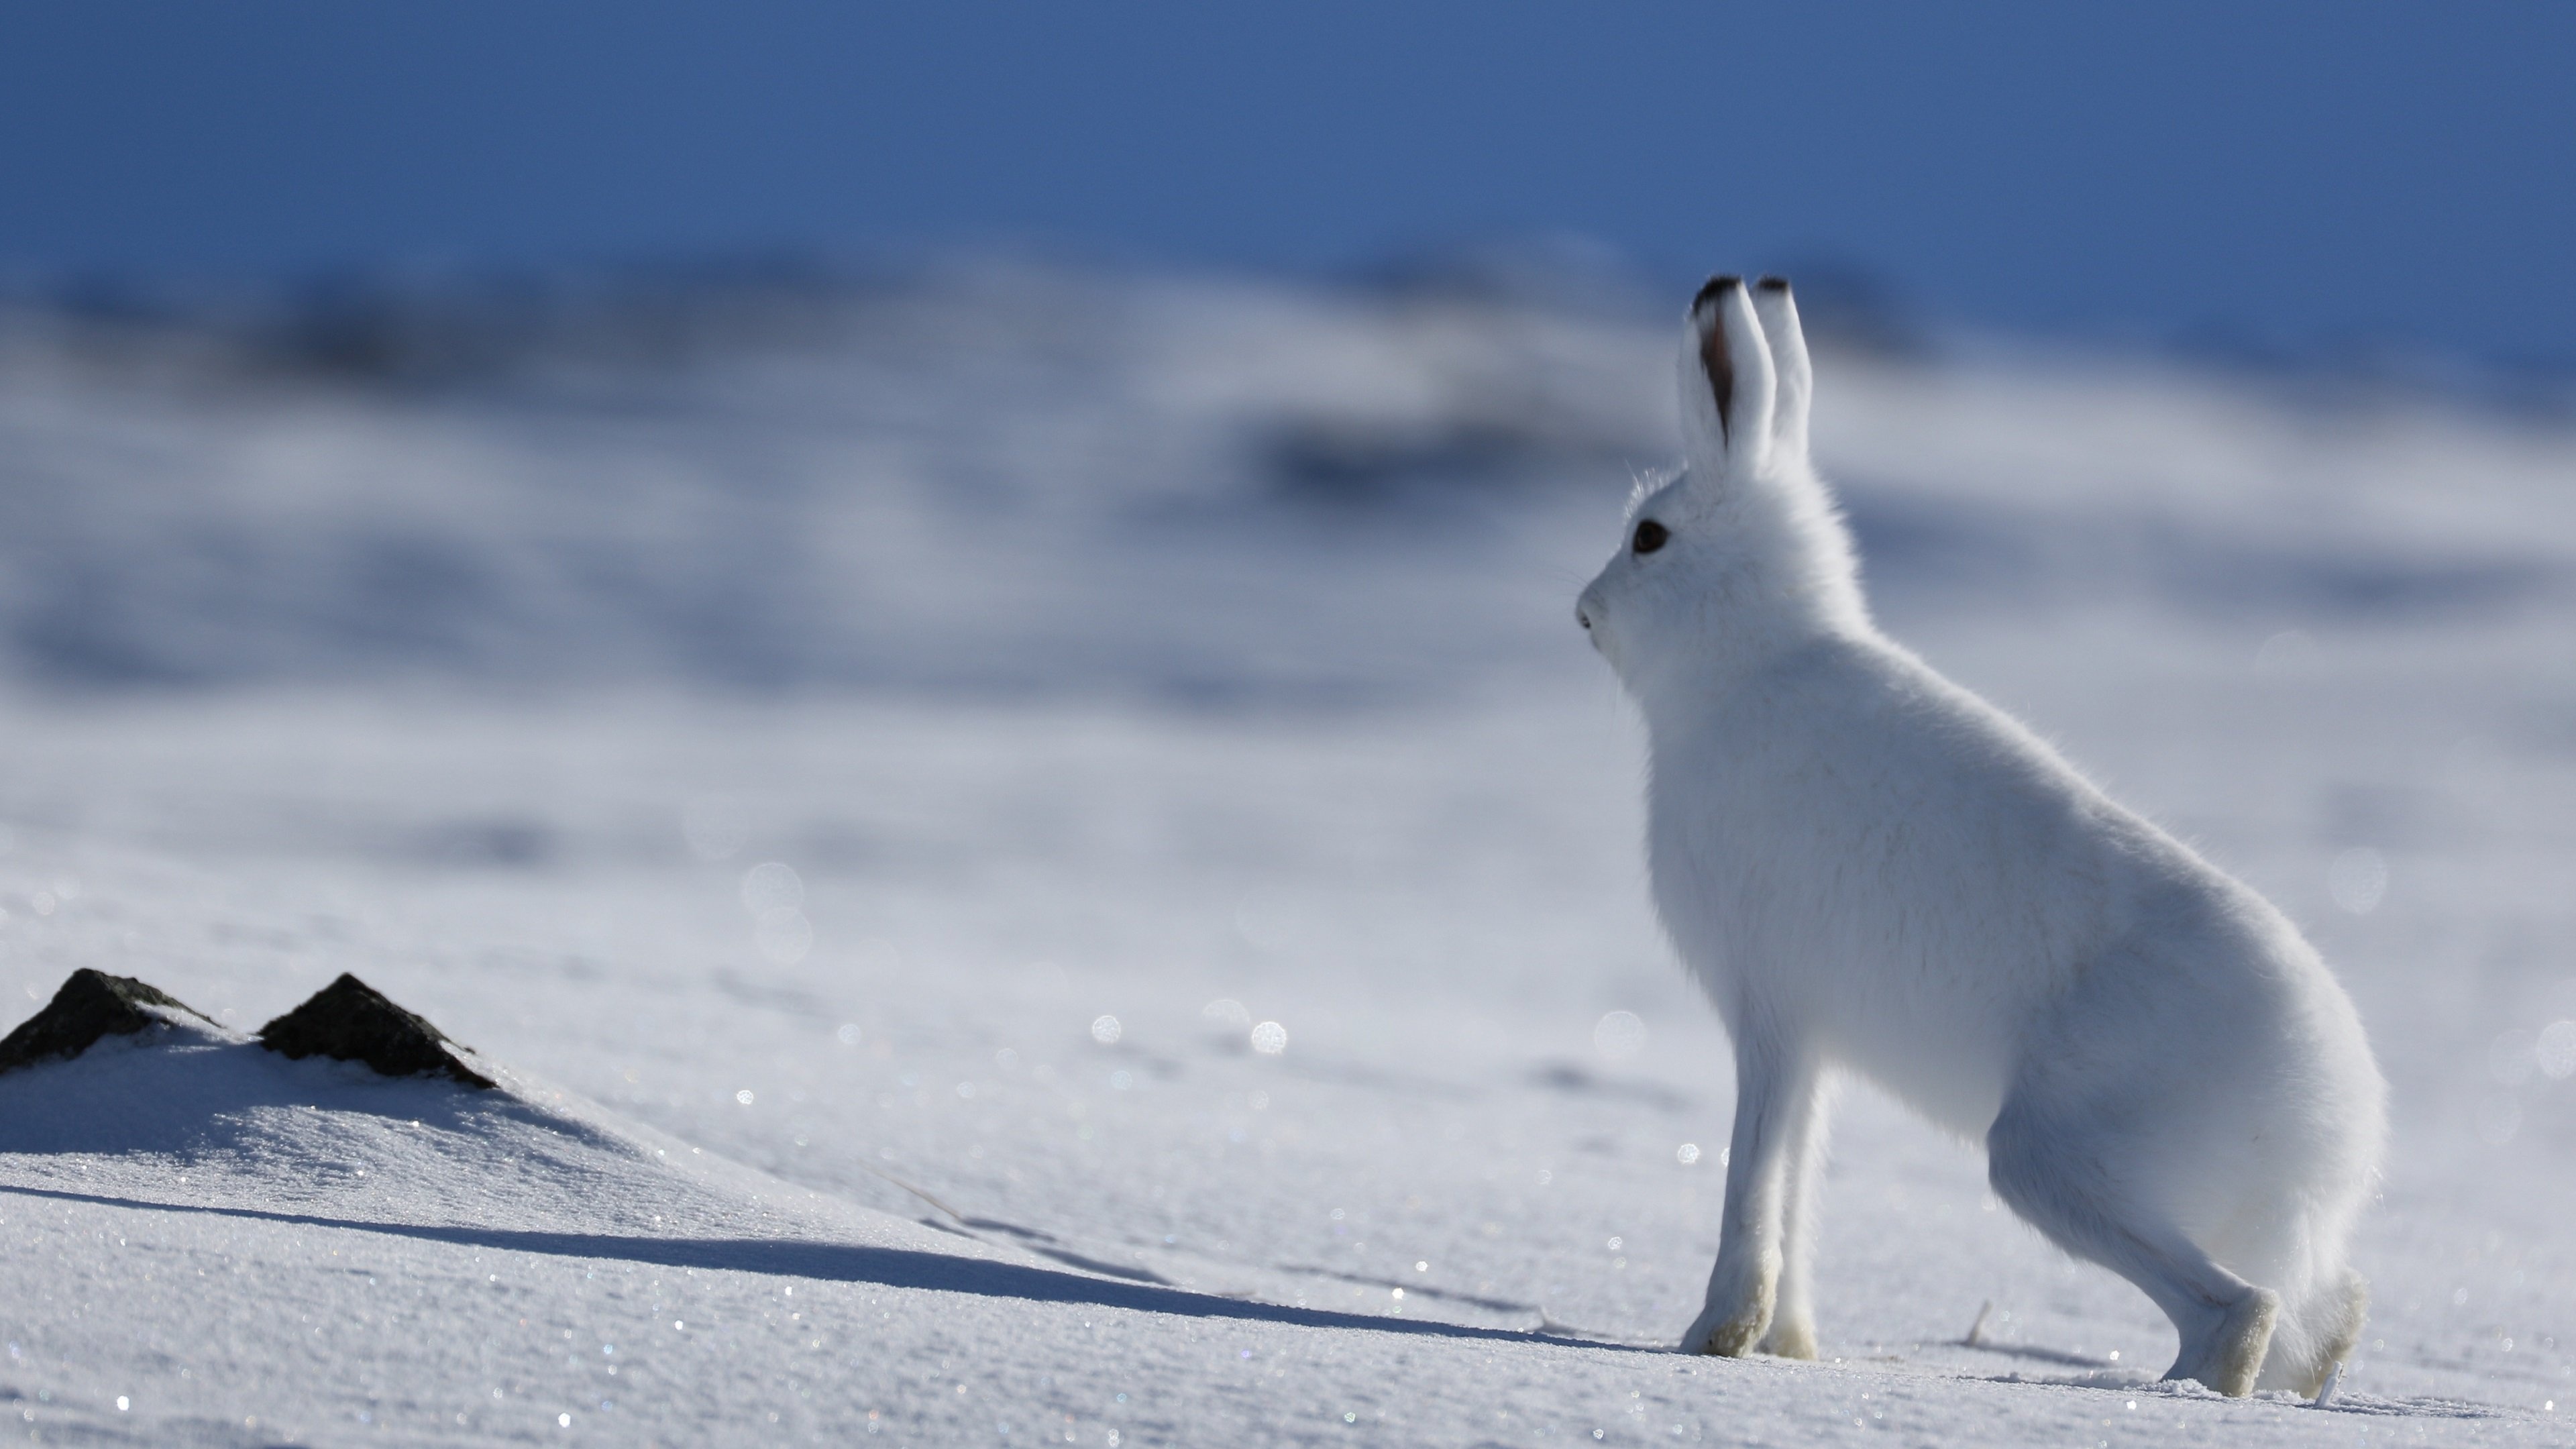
[1679,275,1776,481]
[1752,276,1812,460]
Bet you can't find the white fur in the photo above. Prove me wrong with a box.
[1575,277,2385,1396]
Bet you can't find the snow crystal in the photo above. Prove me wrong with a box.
[1592,1010,1646,1060]
[2539,1020,2576,1079]
[739,862,804,914]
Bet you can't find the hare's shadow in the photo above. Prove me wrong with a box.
[0,1179,1640,1352]
[0,1040,1636,1352]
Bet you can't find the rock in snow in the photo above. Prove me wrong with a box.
[0,968,219,1075]
[255,971,497,1089]
[0,968,494,1089]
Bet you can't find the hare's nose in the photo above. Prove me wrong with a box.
[1576,605,1593,630]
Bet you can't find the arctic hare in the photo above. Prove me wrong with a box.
[1575,276,2383,1397]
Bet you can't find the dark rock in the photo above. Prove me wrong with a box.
[0,969,218,1076]
[257,973,495,1089]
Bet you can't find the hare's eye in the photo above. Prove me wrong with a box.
[1631,519,1669,555]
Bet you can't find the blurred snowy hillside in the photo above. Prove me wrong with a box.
[4,262,2569,701]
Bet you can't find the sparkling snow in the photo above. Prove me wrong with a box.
[0,268,2570,1444]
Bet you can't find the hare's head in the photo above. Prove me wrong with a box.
[1576,275,1864,701]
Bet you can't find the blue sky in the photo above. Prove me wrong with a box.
[5,3,2571,364]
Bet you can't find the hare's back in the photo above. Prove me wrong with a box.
[1654,641,2223,1107]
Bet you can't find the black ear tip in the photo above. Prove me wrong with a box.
[1756,275,1791,293]
[1691,274,1744,313]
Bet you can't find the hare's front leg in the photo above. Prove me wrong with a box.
[1682,1040,1818,1356]
[1757,1070,1832,1359]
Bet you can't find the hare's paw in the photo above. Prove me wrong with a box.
[1756,1315,1817,1360]
[1680,1254,1777,1356]
[2165,1288,2279,1398]
[1680,1293,1772,1358]
[2257,1269,2369,1397]
[2302,1271,2369,1395]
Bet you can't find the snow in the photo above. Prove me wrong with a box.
[1,267,2571,1444]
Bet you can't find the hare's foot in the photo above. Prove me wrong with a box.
[2259,1269,2369,1397]
[1990,1094,2282,1398]
[2301,1271,2369,1396]
[1756,1315,1817,1360]
[1760,1246,1819,1358]
[2165,1288,2279,1398]
[1680,1251,1776,1356]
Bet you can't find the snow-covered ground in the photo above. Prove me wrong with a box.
[1,267,2572,1444]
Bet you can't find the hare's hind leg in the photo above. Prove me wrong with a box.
[1987,1097,2278,1396]
[2259,1267,2368,1397]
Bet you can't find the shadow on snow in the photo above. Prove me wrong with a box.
[0,1181,1648,1354]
